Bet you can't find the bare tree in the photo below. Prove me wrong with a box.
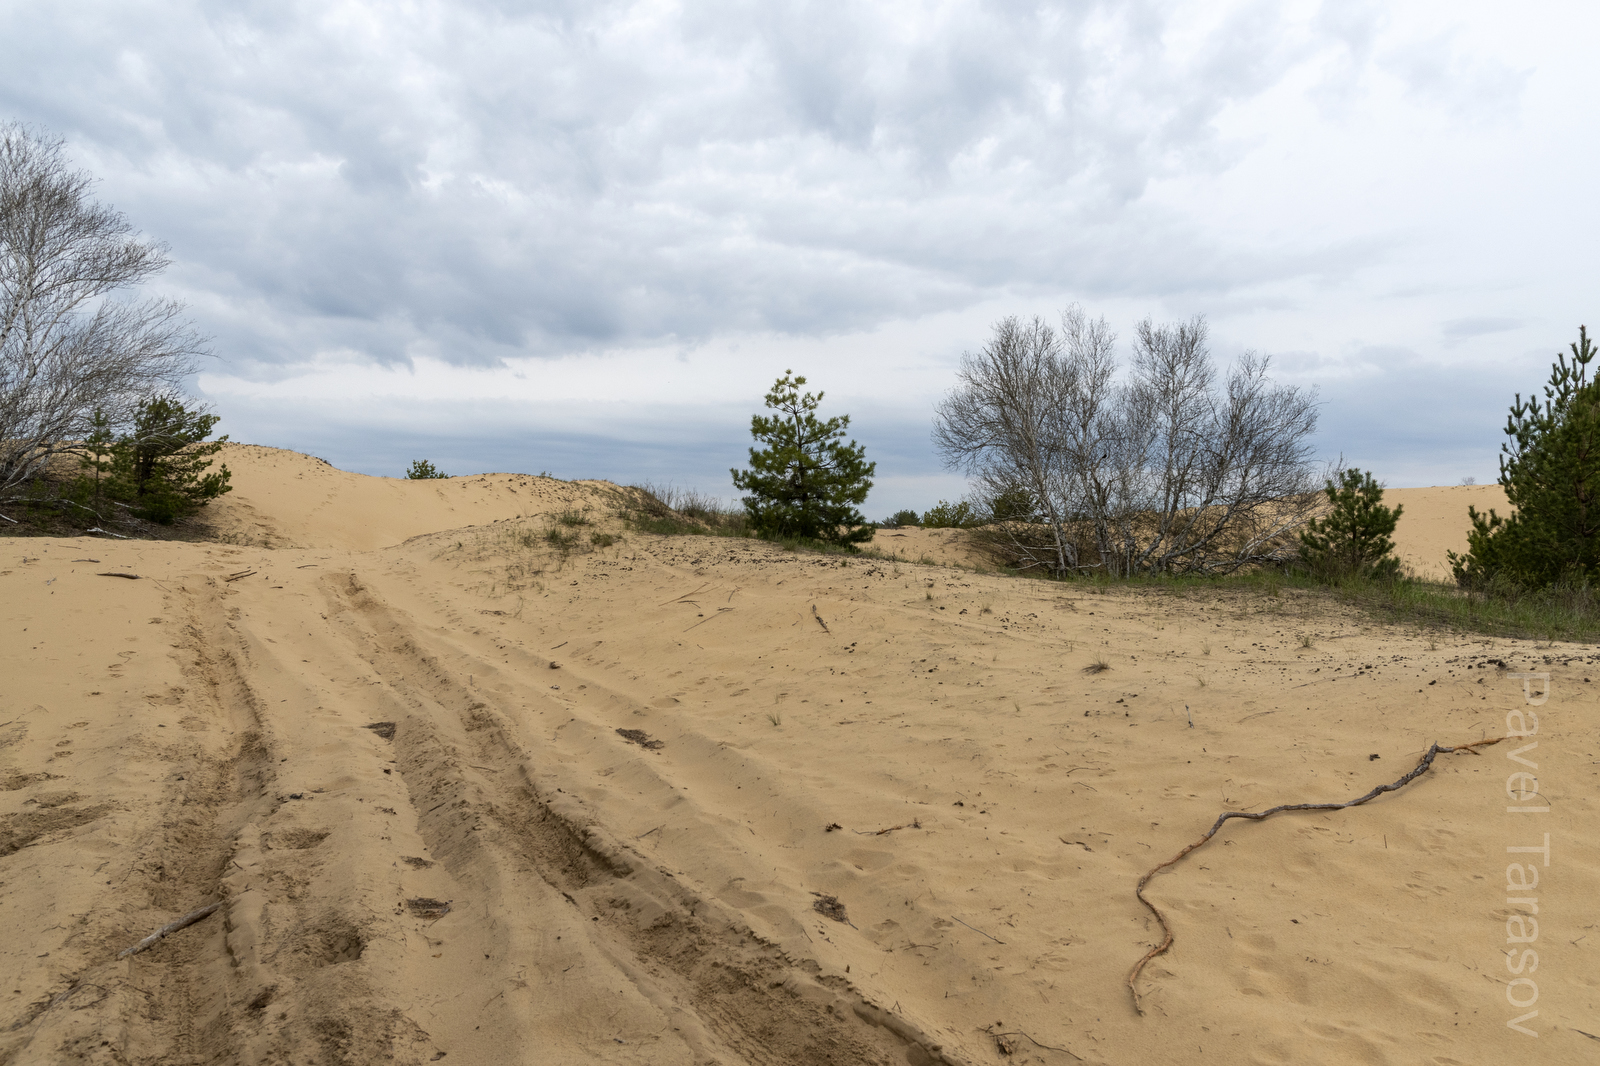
[0,122,205,502]
[935,309,1324,577]
[933,308,1120,573]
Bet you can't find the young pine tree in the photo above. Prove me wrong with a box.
[111,396,232,523]
[731,371,876,547]
[406,460,449,479]
[1450,326,1600,588]
[77,409,116,508]
[1298,468,1404,581]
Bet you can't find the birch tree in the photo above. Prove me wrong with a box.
[0,122,204,502]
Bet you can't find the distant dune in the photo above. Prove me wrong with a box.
[3,448,1590,1065]
[1384,485,1509,581]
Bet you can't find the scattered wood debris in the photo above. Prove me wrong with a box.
[811,894,848,923]
[406,898,452,920]
[615,728,664,750]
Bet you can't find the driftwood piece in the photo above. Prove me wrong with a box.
[96,572,141,580]
[1128,736,1507,1012]
[118,901,223,958]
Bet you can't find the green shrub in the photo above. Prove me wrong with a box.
[986,486,1037,522]
[1298,469,1403,582]
[1451,326,1600,588]
[922,499,980,529]
[406,460,448,479]
[885,509,920,528]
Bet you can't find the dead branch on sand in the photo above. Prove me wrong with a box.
[118,901,223,958]
[1128,735,1507,1012]
[982,1024,1082,1060]
[852,818,921,836]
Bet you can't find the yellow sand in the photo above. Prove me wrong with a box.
[2,448,1592,1065]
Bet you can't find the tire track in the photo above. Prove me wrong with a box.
[324,571,965,1066]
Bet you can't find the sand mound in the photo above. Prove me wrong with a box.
[202,444,629,550]
[3,454,1592,1065]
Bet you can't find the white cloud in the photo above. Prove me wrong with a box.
[3,0,1597,500]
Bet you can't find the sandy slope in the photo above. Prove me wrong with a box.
[1384,485,1510,582]
[2,455,1594,1065]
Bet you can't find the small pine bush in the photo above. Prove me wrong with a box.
[1298,469,1403,581]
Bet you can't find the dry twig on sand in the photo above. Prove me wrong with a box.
[982,1025,1082,1060]
[118,901,223,958]
[1127,736,1508,1012]
[853,818,921,836]
[951,915,1005,944]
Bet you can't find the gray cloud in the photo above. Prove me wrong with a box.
[5,0,1594,499]
[1442,316,1522,343]
[3,0,1391,372]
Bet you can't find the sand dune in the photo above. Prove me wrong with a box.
[1384,485,1510,582]
[2,453,1593,1065]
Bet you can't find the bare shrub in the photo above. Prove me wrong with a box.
[935,307,1323,577]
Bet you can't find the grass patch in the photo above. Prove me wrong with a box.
[623,483,751,538]
[1012,564,1600,644]
[1301,572,1600,644]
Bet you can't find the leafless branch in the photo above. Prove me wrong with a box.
[1,122,207,499]
[936,308,1326,576]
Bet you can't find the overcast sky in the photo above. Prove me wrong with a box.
[5,0,1597,514]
